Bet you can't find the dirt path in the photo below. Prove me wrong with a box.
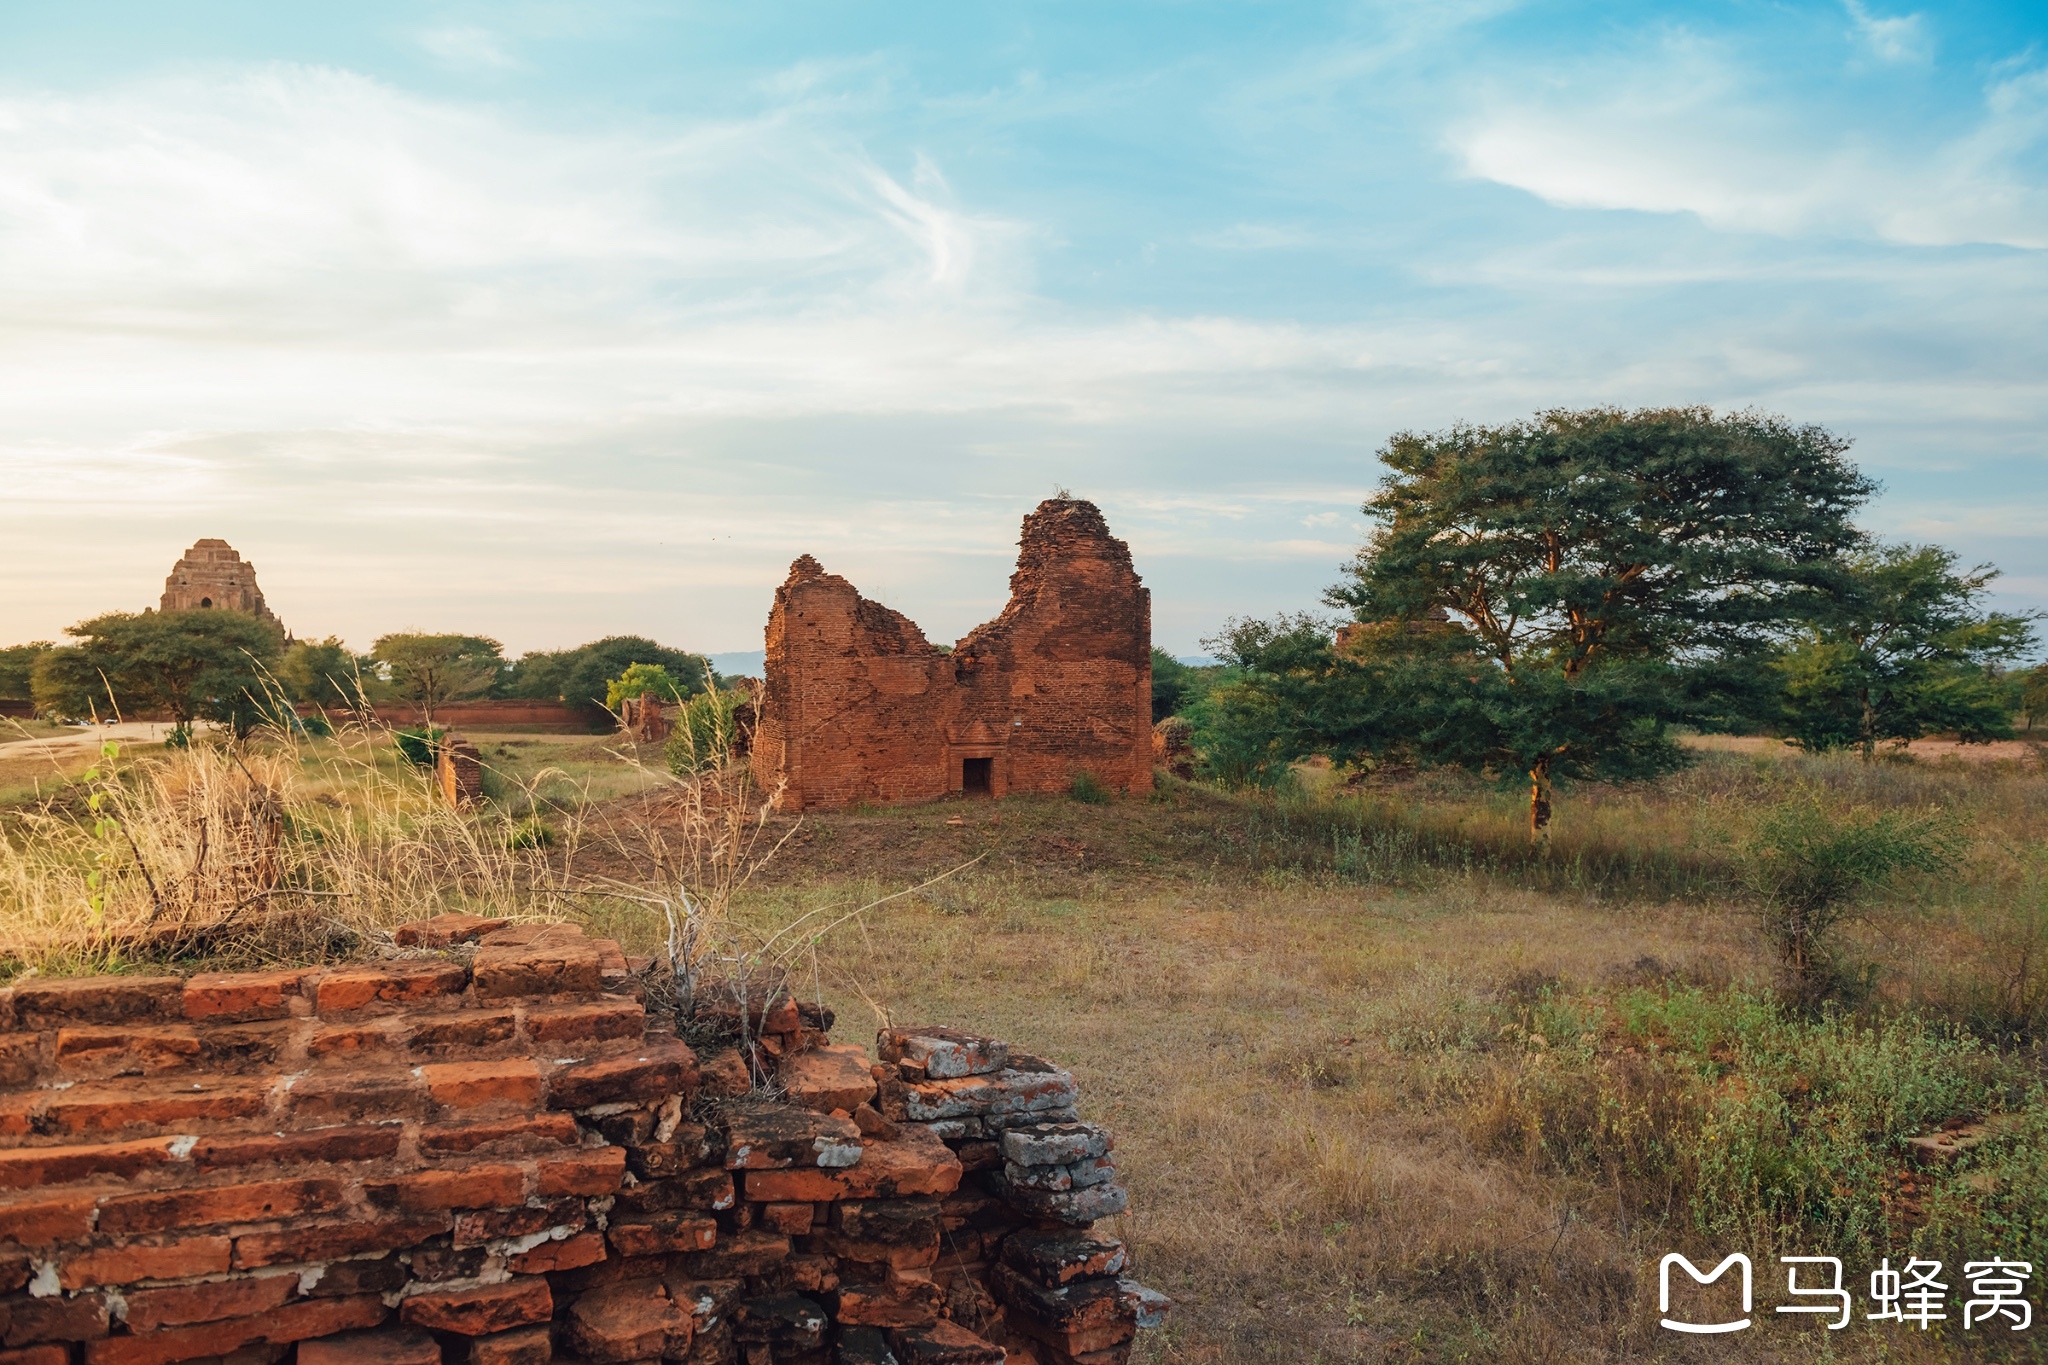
[0,721,184,758]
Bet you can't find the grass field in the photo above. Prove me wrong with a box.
[3,729,2045,1362]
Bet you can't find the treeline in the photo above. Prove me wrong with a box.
[1160,407,2046,838]
[0,620,716,735]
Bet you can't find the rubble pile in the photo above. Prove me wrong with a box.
[0,916,1167,1364]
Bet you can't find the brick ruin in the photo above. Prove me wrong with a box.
[750,501,1152,812]
[0,918,1166,1364]
[160,542,284,635]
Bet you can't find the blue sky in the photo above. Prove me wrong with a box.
[2,1,2044,656]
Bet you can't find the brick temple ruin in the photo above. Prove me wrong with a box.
[160,540,285,634]
[750,500,1152,812]
[0,919,1167,1363]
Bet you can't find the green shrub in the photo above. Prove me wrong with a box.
[506,817,554,850]
[1069,770,1111,804]
[1740,795,1964,1005]
[665,690,744,775]
[394,726,445,769]
[606,663,688,712]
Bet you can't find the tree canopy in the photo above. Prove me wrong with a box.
[0,643,51,702]
[370,633,505,720]
[1774,543,2036,758]
[279,637,367,712]
[1221,407,1876,838]
[32,610,283,732]
[507,637,707,711]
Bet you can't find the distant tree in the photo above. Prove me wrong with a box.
[32,610,283,734]
[2022,664,2048,734]
[0,643,51,701]
[606,662,687,712]
[371,633,506,722]
[507,637,707,711]
[1776,544,2037,759]
[279,637,365,712]
[1223,408,1874,840]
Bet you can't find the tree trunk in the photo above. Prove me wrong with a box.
[1528,754,1553,845]
[1859,690,1876,763]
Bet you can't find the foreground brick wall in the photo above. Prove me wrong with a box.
[752,500,1152,812]
[0,918,1164,1364]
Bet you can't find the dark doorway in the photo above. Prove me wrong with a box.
[198,597,213,608]
[962,757,993,796]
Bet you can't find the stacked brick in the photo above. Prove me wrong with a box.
[0,919,1166,1365]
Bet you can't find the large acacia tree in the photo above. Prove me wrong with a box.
[32,610,284,732]
[1223,407,1874,840]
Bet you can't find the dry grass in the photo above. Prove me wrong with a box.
[4,733,2044,1361]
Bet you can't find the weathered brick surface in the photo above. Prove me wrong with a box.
[753,498,1153,811]
[0,945,1163,1365]
[398,1276,551,1335]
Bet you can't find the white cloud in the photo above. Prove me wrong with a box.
[1844,1,1928,64]
[415,25,524,73]
[1452,44,2048,248]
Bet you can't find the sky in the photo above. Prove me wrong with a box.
[2,1,2045,658]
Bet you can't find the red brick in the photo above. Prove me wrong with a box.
[0,1345,71,1365]
[297,1328,440,1365]
[60,1235,232,1290]
[181,970,306,1023]
[38,1082,268,1137]
[778,1043,877,1113]
[306,1022,397,1059]
[464,1324,554,1365]
[547,1039,698,1109]
[0,1194,97,1245]
[392,912,507,948]
[188,1125,402,1171]
[524,999,645,1044]
[0,1034,41,1088]
[79,1292,385,1365]
[607,1214,719,1257]
[369,1164,527,1211]
[452,1197,584,1247]
[2,1292,110,1347]
[284,1071,422,1125]
[536,1148,626,1196]
[420,1060,542,1111]
[53,1026,201,1077]
[314,962,466,1015]
[399,1276,552,1335]
[563,1279,687,1363]
[98,1178,348,1235]
[832,1281,939,1328]
[231,1215,452,1269]
[762,1202,815,1235]
[472,935,603,1001]
[0,1138,173,1190]
[196,1022,292,1069]
[12,977,182,1028]
[678,1227,789,1278]
[419,1112,580,1155]
[508,1230,607,1275]
[406,1010,516,1055]
[122,1273,296,1332]
[742,1126,962,1203]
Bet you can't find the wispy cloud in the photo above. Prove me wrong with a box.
[1844,0,1928,63]
[414,25,524,73]
[1451,40,2048,247]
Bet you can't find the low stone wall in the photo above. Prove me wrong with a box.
[0,920,1164,1365]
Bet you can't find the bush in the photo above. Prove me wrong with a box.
[394,726,445,769]
[506,817,553,850]
[1740,795,1964,1006]
[1069,770,1111,804]
[606,663,688,712]
[666,690,744,775]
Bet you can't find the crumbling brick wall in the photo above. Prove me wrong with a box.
[0,920,1164,1364]
[751,501,1153,812]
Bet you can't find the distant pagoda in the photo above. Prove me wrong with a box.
[160,539,285,634]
